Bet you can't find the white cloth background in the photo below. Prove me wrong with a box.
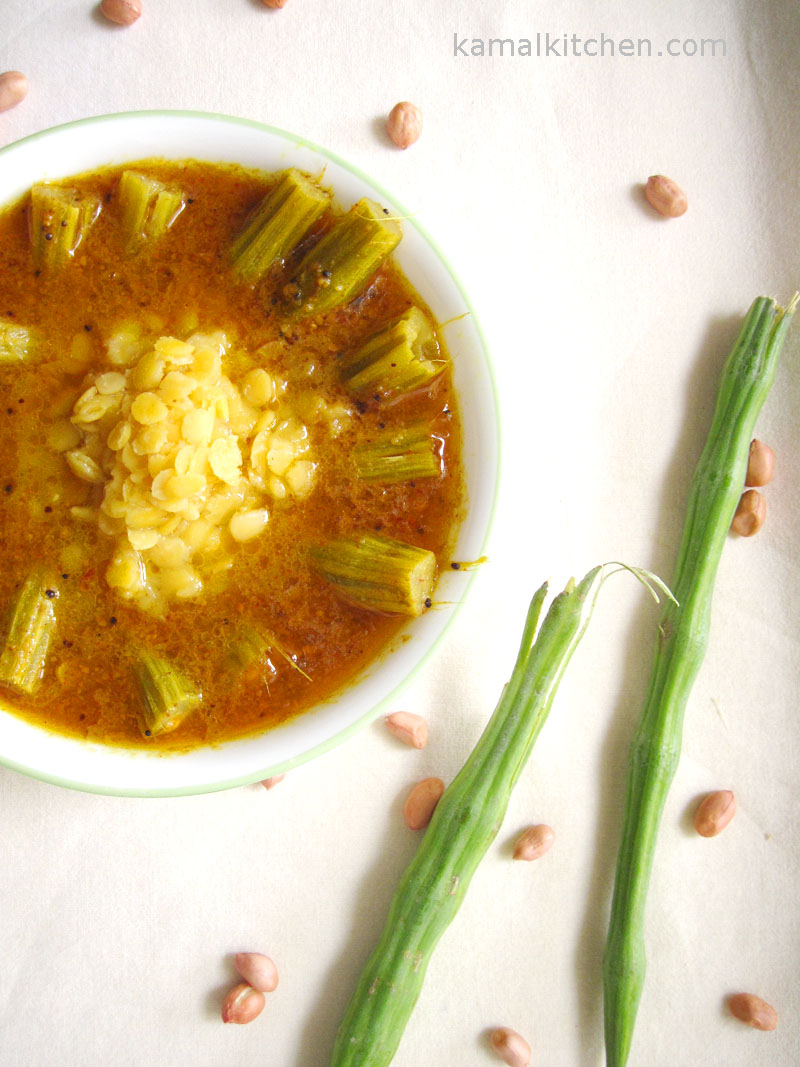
[0,2,798,1065]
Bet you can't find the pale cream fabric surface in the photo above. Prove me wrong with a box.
[0,2,798,1065]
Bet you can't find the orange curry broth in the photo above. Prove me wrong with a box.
[0,159,464,749]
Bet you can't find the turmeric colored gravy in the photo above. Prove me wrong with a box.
[0,160,463,748]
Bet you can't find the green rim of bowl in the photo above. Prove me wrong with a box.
[0,109,502,797]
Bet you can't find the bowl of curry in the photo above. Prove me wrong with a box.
[0,111,499,796]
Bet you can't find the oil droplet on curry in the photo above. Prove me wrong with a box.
[0,160,464,748]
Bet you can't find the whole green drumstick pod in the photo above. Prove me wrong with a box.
[331,567,603,1067]
[602,294,797,1067]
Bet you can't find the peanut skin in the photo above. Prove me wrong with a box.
[645,174,688,217]
[100,0,142,25]
[745,439,775,487]
[385,711,428,749]
[489,1026,531,1066]
[403,776,444,830]
[0,72,28,113]
[260,774,285,790]
[513,824,555,861]
[221,983,265,1024]
[693,790,736,837]
[728,992,778,1031]
[731,489,766,537]
[235,952,279,993]
[386,102,423,149]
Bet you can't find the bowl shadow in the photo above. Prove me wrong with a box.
[369,114,395,149]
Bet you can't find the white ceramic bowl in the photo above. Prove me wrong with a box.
[0,111,499,796]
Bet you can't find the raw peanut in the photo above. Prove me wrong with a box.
[262,0,289,7]
[693,790,736,837]
[513,823,555,861]
[403,776,444,830]
[0,72,28,113]
[644,174,688,218]
[489,1026,531,1066]
[235,952,279,993]
[100,0,142,25]
[728,992,778,1031]
[385,711,428,749]
[745,439,775,487]
[221,983,265,1024]
[386,102,423,149]
[731,489,766,536]
[260,774,285,790]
